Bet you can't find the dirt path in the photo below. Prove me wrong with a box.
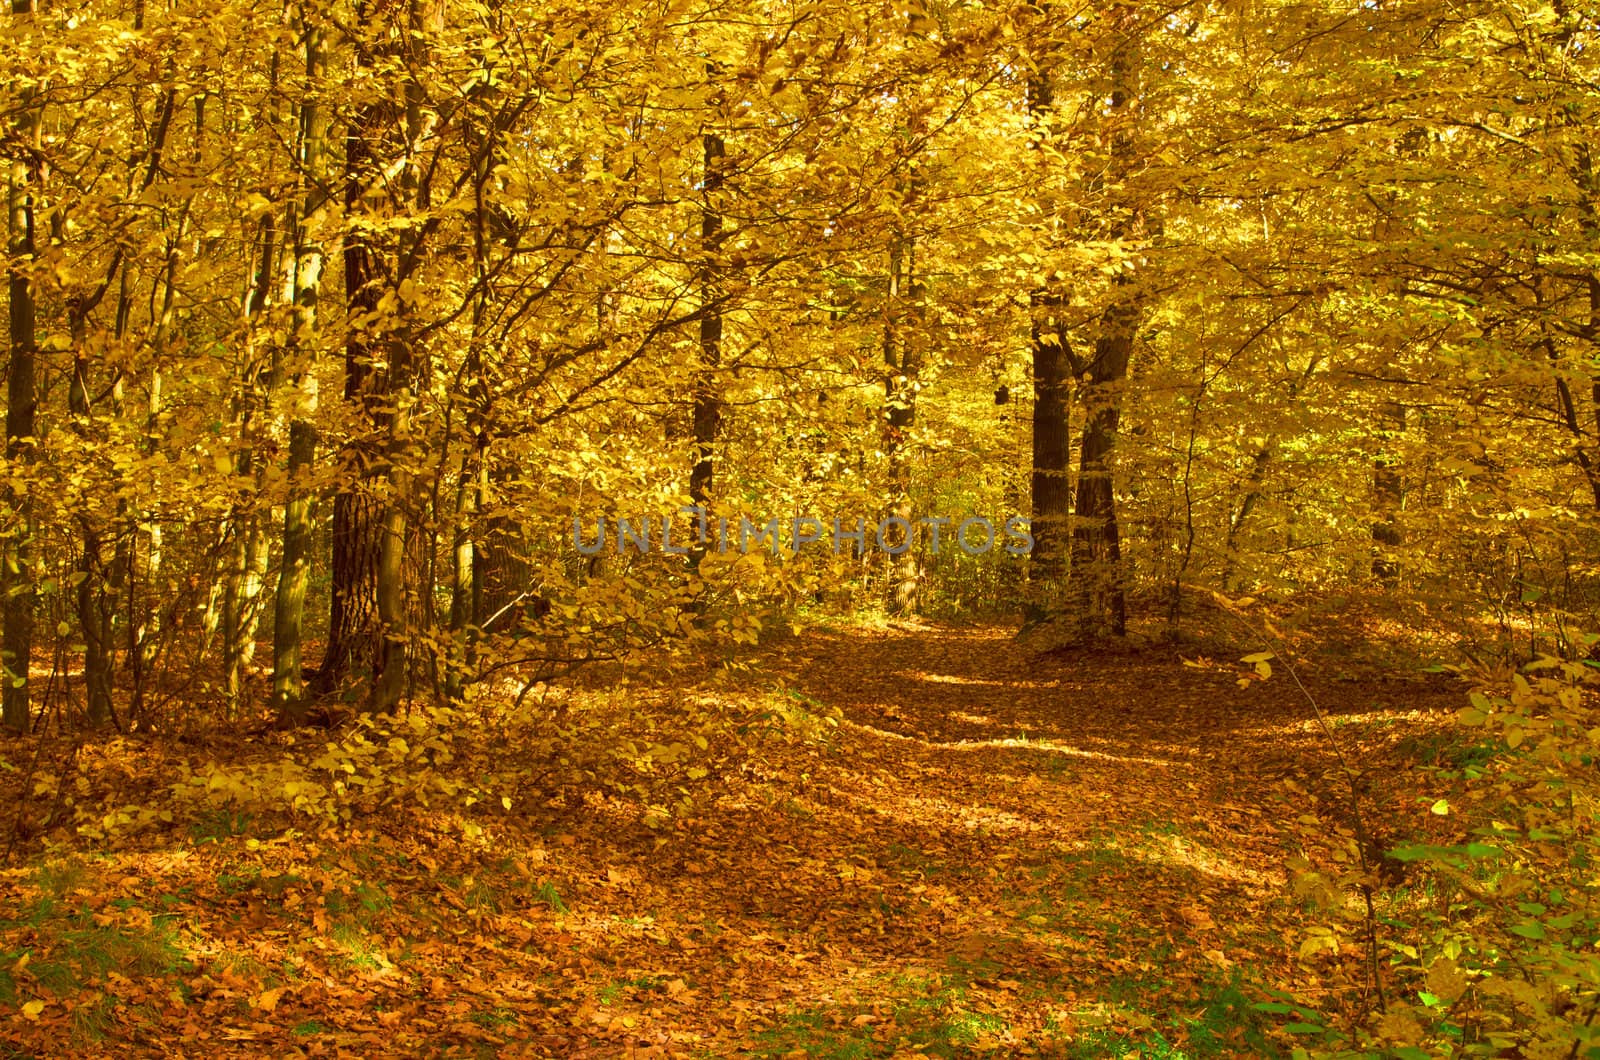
[554,622,1463,1057]
[2,621,1466,1057]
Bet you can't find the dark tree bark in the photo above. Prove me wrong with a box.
[883,202,924,616]
[1371,401,1404,587]
[1026,52,1072,609]
[1067,307,1134,639]
[3,0,40,733]
[1062,9,1143,640]
[1030,288,1073,599]
[314,0,393,701]
[689,127,725,574]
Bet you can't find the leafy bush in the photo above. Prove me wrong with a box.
[1284,646,1600,1057]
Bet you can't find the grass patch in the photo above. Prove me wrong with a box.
[0,878,191,1048]
[531,880,568,913]
[598,973,665,1004]
[468,1006,521,1029]
[189,808,253,844]
[329,924,390,973]
[1393,729,1500,774]
[67,992,117,1043]
[326,879,393,927]
[749,971,1011,1058]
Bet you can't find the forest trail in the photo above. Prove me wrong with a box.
[0,621,1471,1058]
[550,622,1465,1057]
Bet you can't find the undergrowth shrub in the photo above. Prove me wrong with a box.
[1278,643,1600,1057]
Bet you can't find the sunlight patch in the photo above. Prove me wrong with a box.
[899,671,1057,689]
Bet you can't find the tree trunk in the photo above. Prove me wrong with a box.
[473,488,529,633]
[1068,307,1134,639]
[1030,288,1073,603]
[314,1,394,701]
[273,11,325,723]
[883,226,922,616]
[368,0,442,713]
[69,347,115,729]
[1371,400,1404,586]
[1063,5,1142,642]
[689,127,725,575]
[1026,58,1073,612]
[3,0,39,732]
[223,206,278,715]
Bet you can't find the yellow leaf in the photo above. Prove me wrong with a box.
[21,1000,44,1021]
[1430,798,1450,815]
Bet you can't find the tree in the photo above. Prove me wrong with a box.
[2,0,39,734]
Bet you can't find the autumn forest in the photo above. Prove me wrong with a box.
[2,0,1599,1054]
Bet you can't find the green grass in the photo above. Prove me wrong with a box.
[1064,1028,1189,1059]
[329,924,389,972]
[463,878,500,914]
[752,1009,876,1059]
[1394,729,1501,774]
[67,993,117,1042]
[749,970,1012,1058]
[189,808,254,844]
[0,870,192,1046]
[531,879,568,913]
[598,974,665,1004]
[468,1006,521,1029]
[326,879,393,926]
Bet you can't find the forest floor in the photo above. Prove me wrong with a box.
[0,600,1480,1057]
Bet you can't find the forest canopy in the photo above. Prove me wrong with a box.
[3,0,1597,725]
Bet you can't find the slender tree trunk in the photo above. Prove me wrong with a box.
[446,71,498,698]
[1026,57,1073,614]
[273,417,316,716]
[222,207,278,714]
[883,225,922,615]
[444,450,475,701]
[3,0,39,733]
[316,489,380,698]
[689,126,725,575]
[1222,444,1273,591]
[68,342,115,729]
[473,491,528,633]
[1030,288,1073,604]
[273,12,325,722]
[370,0,444,713]
[1371,400,1404,586]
